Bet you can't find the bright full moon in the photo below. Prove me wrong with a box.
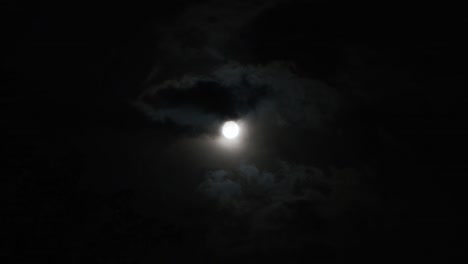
[222,121,239,139]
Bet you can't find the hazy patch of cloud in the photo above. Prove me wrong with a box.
[147,0,280,80]
[134,0,340,131]
[132,102,219,127]
[199,161,330,218]
[199,170,243,207]
[198,161,380,253]
[136,62,341,130]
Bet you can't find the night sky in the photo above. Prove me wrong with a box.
[3,1,468,262]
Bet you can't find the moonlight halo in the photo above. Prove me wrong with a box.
[222,121,240,139]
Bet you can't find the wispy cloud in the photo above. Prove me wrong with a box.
[198,161,380,254]
[136,62,341,132]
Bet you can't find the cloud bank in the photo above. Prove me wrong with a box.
[198,161,379,256]
[135,62,341,133]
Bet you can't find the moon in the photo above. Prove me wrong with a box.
[222,121,239,139]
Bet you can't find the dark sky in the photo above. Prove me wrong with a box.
[3,1,468,262]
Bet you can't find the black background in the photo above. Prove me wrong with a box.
[3,0,468,262]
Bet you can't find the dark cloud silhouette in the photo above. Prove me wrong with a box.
[143,81,237,115]
[135,62,341,134]
[198,161,380,258]
[133,0,342,135]
[7,0,466,262]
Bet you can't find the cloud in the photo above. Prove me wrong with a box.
[198,161,380,254]
[238,163,274,188]
[135,62,341,133]
[132,0,341,134]
[199,161,330,217]
[198,170,243,207]
[135,0,282,96]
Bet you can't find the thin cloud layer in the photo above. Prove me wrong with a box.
[133,0,342,133]
[198,161,380,256]
[135,62,341,132]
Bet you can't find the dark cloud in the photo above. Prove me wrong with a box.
[132,0,346,140]
[8,0,466,262]
[135,62,341,135]
[143,81,237,115]
[144,0,280,81]
[198,161,380,257]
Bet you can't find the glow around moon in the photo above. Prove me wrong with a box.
[222,121,239,139]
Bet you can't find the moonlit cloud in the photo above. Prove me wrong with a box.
[135,62,341,133]
[198,161,380,253]
[198,170,243,207]
[133,0,341,134]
